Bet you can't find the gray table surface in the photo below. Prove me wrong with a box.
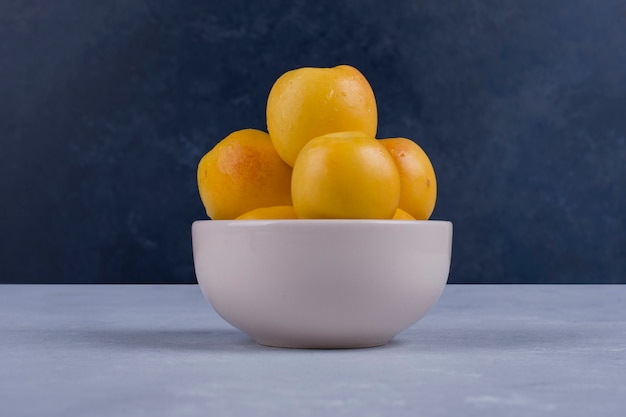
[1,285,624,417]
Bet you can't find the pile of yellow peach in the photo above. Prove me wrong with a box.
[197,65,436,220]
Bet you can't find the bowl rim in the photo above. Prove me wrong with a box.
[192,219,452,227]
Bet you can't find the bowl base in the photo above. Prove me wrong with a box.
[254,337,392,349]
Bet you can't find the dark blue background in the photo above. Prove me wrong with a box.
[1,0,624,284]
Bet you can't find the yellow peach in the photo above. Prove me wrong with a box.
[392,208,416,220]
[379,138,437,220]
[266,65,378,166]
[197,129,292,220]
[236,206,298,220]
[292,131,400,219]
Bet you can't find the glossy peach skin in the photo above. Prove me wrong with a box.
[380,138,437,220]
[197,129,293,220]
[267,65,378,167]
[292,131,400,219]
[392,208,416,220]
[236,206,298,220]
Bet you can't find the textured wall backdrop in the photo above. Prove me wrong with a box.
[1,0,625,283]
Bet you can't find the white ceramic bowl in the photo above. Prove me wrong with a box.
[192,220,452,348]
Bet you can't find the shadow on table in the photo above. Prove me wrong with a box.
[66,327,263,352]
[61,325,587,353]
[393,326,586,352]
